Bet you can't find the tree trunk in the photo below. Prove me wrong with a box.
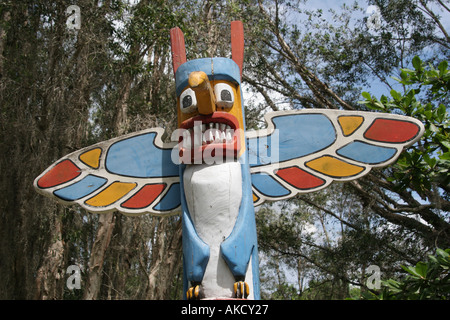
[83,213,116,300]
[145,218,182,299]
[34,212,65,300]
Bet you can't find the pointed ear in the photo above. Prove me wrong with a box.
[170,27,187,76]
[231,21,244,79]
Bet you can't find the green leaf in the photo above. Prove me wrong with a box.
[429,123,438,133]
[400,70,410,81]
[423,154,437,168]
[438,60,448,75]
[436,248,449,259]
[412,56,422,70]
[437,104,447,122]
[401,265,424,279]
[361,91,372,100]
[390,89,401,101]
[428,255,439,264]
[383,279,402,292]
[415,262,428,278]
[374,101,385,110]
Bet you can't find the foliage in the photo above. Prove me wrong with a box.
[355,248,450,300]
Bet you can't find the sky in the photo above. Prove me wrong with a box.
[245,0,450,114]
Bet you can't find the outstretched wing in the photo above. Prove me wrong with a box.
[34,128,181,216]
[246,109,424,206]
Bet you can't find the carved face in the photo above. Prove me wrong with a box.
[170,22,245,164]
[175,58,245,164]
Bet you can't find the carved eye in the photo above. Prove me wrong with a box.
[214,83,234,109]
[180,88,197,113]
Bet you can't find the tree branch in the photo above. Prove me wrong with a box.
[418,0,450,43]
[349,180,435,239]
[257,1,354,110]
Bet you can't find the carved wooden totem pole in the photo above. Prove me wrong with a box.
[34,21,425,300]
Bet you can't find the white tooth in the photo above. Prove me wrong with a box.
[202,132,207,144]
[226,131,232,142]
[221,131,226,141]
[208,123,213,129]
[220,123,226,131]
[214,123,219,130]
[226,125,231,130]
[202,124,206,132]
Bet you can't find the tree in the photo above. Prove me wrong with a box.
[0,0,186,299]
[0,0,114,299]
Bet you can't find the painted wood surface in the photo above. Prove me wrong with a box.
[170,27,187,76]
[231,20,244,79]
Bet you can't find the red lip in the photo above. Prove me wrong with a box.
[178,112,241,164]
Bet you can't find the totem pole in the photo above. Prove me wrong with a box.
[34,21,424,300]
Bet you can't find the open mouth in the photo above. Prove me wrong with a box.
[179,112,241,164]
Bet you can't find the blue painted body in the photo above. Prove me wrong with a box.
[176,57,260,299]
[179,156,260,299]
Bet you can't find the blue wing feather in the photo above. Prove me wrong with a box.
[248,113,336,167]
[336,141,397,164]
[251,172,290,197]
[53,175,107,201]
[106,132,179,178]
